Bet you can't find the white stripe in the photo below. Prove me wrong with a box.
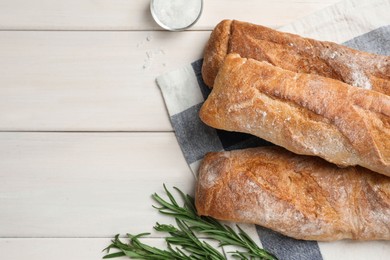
[157,64,204,116]
[189,159,203,178]
[280,0,390,43]
[236,223,264,249]
[218,222,264,259]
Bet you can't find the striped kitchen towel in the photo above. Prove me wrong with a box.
[156,0,390,259]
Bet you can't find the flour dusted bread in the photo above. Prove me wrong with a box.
[195,146,390,241]
[202,20,390,95]
[199,54,390,176]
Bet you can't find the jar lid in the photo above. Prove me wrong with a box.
[150,0,203,31]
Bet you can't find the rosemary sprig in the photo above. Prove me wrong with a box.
[155,220,226,259]
[103,185,277,260]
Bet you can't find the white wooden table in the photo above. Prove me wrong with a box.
[0,1,348,259]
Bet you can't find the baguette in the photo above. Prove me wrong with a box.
[195,146,390,241]
[202,20,390,95]
[199,53,390,176]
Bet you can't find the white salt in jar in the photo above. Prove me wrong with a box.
[150,0,203,31]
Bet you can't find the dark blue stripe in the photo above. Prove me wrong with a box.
[343,25,390,55]
[171,103,223,164]
[256,226,323,260]
[191,59,212,99]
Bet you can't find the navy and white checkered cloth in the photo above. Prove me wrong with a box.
[157,0,390,259]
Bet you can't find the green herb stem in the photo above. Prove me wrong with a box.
[103,185,277,260]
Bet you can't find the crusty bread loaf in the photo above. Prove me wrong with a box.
[202,20,390,95]
[195,146,390,241]
[199,53,390,176]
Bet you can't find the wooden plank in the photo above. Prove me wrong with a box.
[0,238,166,260]
[319,241,390,260]
[1,238,390,260]
[0,238,230,260]
[0,31,209,131]
[0,132,194,237]
[0,0,341,30]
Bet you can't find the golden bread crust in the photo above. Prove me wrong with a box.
[202,20,390,95]
[202,20,232,87]
[195,146,390,241]
[199,54,390,176]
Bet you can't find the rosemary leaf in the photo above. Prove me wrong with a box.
[102,252,126,259]
[103,185,278,260]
